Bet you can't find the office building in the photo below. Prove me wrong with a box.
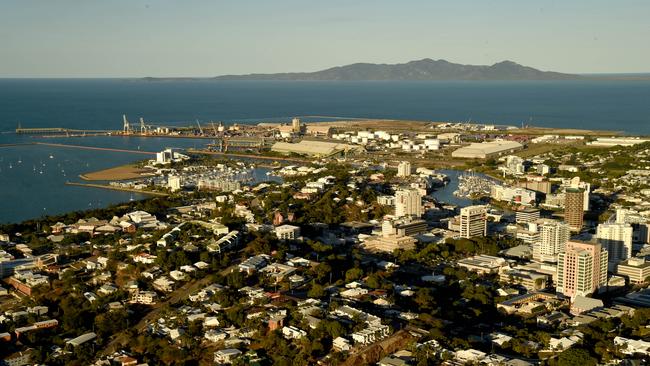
[564,188,584,232]
[556,241,608,298]
[596,223,633,264]
[396,161,412,177]
[516,208,540,224]
[459,205,487,239]
[533,220,571,262]
[616,258,650,284]
[275,225,301,240]
[394,188,422,218]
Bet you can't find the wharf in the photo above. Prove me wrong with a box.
[34,142,156,155]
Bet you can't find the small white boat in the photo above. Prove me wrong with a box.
[49,154,54,159]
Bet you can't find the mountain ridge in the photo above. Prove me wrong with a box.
[211,58,581,81]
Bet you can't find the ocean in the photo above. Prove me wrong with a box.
[0,79,649,224]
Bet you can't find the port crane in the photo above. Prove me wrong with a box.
[139,117,149,134]
[210,122,219,136]
[123,115,132,134]
[196,120,204,135]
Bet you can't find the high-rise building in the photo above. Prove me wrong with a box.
[459,205,487,239]
[556,241,608,298]
[168,175,182,192]
[291,117,301,133]
[396,161,412,177]
[566,177,590,211]
[564,188,584,232]
[394,188,422,218]
[533,220,571,262]
[596,223,633,263]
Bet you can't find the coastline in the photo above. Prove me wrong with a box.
[80,164,153,181]
[65,182,168,196]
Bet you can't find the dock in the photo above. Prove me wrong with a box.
[16,127,112,135]
[34,142,156,155]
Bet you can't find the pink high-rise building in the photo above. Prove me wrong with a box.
[556,241,608,298]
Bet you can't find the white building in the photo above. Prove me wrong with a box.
[213,349,242,364]
[155,148,189,165]
[451,140,523,159]
[275,225,300,240]
[282,326,307,340]
[504,155,525,175]
[491,185,536,206]
[131,290,158,305]
[459,205,487,238]
[533,220,571,262]
[168,175,182,192]
[614,336,650,355]
[596,223,633,264]
[616,258,650,284]
[458,255,507,274]
[394,188,422,218]
[351,324,390,345]
[396,161,412,177]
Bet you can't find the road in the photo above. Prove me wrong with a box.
[100,262,239,355]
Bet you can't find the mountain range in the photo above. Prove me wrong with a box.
[212,59,580,81]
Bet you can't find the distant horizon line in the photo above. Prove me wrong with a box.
[2,72,650,80]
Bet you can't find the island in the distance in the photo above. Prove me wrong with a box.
[211,59,579,81]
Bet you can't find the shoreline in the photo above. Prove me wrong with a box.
[80,164,154,181]
[65,182,168,196]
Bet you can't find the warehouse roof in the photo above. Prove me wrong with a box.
[451,140,523,159]
[66,332,96,347]
[272,140,364,157]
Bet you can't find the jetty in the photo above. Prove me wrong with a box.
[16,127,112,135]
[34,142,156,155]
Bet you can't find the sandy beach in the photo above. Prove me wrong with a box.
[80,164,153,181]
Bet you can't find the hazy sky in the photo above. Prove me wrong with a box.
[1,0,649,77]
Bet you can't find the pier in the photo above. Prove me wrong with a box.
[16,127,112,135]
[34,142,156,155]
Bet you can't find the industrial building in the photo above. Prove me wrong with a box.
[451,140,523,159]
[271,140,364,157]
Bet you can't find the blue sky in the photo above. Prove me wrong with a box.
[1,0,649,77]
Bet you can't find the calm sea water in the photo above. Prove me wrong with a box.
[0,79,648,224]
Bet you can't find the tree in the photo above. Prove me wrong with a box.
[345,268,363,282]
[556,348,598,366]
[307,283,326,299]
